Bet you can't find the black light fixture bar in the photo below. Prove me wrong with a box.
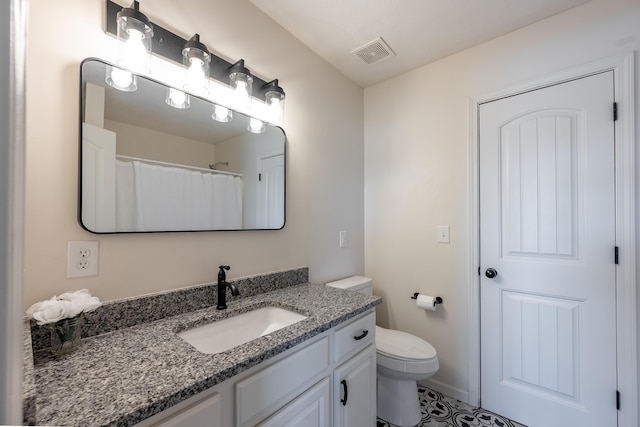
[105,0,274,100]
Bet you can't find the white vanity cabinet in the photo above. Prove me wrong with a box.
[136,309,376,427]
[332,311,377,427]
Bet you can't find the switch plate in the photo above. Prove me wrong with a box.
[67,241,99,278]
[339,230,348,248]
[437,226,450,243]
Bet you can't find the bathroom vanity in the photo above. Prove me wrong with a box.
[138,309,376,427]
[23,269,381,426]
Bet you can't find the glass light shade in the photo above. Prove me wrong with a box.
[265,82,285,125]
[212,105,233,123]
[116,2,153,75]
[248,118,265,134]
[182,35,211,96]
[105,65,137,92]
[229,60,253,110]
[166,88,190,109]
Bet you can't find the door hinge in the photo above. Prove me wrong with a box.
[478,266,481,276]
[616,390,620,410]
[613,102,618,121]
[615,246,619,265]
[258,173,262,181]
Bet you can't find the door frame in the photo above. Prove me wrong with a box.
[0,0,27,424]
[468,52,636,426]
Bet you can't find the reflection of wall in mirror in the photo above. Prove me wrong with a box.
[104,119,217,169]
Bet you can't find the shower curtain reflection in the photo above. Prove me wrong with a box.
[116,160,243,231]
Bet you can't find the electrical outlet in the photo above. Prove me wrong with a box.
[67,241,99,278]
[437,225,450,243]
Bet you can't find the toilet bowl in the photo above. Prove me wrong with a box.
[326,276,439,427]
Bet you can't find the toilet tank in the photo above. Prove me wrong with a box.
[326,276,373,295]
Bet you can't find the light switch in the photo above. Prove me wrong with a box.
[437,226,450,243]
[339,230,348,248]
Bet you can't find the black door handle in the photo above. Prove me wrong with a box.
[340,379,348,406]
[353,330,369,340]
[485,268,498,279]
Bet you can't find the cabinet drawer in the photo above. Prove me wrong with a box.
[333,311,375,362]
[236,336,330,426]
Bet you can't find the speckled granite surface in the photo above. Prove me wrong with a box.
[23,320,36,426]
[29,267,308,353]
[28,281,380,426]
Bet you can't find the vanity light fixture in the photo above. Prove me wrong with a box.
[264,79,285,126]
[165,88,190,109]
[182,34,210,96]
[105,0,285,123]
[248,118,265,134]
[212,105,233,123]
[114,0,153,75]
[229,59,253,110]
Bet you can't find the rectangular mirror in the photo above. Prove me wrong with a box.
[79,58,285,233]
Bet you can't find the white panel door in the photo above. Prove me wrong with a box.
[479,72,617,427]
[257,153,285,229]
[81,122,116,232]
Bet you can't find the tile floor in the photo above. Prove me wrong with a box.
[376,386,527,427]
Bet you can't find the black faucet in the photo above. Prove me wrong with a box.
[216,265,240,310]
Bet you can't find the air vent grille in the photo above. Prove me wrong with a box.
[352,37,396,65]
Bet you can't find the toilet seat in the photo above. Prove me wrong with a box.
[375,326,436,360]
[375,326,439,376]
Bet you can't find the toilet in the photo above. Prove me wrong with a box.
[326,276,439,427]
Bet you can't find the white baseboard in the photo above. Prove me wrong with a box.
[419,378,470,405]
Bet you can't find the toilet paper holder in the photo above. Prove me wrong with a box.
[411,293,443,304]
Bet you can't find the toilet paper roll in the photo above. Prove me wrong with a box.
[416,294,438,311]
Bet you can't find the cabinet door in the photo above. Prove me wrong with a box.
[258,377,330,427]
[333,344,376,427]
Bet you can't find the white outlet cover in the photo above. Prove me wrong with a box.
[437,225,450,243]
[67,241,99,278]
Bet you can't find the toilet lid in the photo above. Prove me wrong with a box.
[376,326,437,360]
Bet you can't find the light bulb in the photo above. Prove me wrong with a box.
[212,105,232,122]
[269,98,282,124]
[111,68,134,88]
[166,88,189,109]
[119,28,149,74]
[248,118,265,134]
[106,66,136,92]
[233,81,250,109]
[184,57,208,96]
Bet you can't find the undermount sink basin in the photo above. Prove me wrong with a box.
[178,306,307,354]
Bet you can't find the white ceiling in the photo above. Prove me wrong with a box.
[249,0,592,87]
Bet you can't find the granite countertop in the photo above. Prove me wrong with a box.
[29,283,381,427]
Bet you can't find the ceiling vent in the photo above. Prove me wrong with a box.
[352,37,396,65]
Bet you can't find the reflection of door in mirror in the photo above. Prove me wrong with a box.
[80,58,286,233]
[257,153,285,229]
[82,123,116,232]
